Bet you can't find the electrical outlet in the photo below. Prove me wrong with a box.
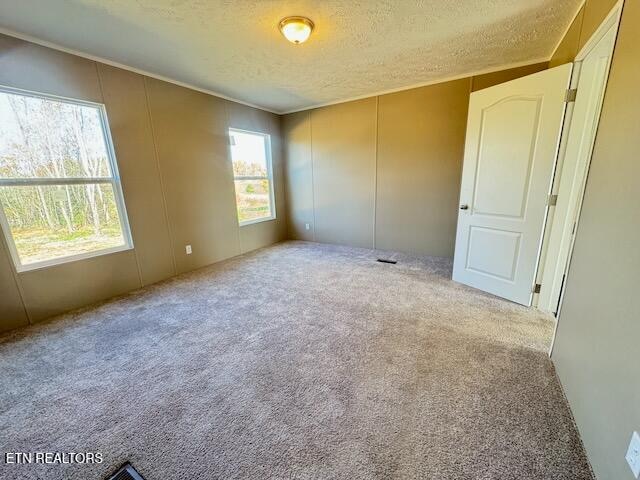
[185,245,192,255]
[305,223,310,230]
[627,431,640,478]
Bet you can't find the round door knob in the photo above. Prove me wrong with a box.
[460,204,469,210]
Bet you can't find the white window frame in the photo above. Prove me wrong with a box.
[0,85,134,273]
[229,128,276,227]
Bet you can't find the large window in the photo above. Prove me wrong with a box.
[0,87,132,272]
[229,128,276,226]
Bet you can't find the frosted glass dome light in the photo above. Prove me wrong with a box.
[279,16,314,44]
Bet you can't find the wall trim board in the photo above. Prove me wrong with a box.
[372,96,379,250]
[309,111,317,242]
[223,101,243,255]
[141,75,178,279]
[280,57,551,114]
[0,27,280,115]
[94,62,144,290]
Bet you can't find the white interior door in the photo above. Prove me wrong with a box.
[452,64,572,305]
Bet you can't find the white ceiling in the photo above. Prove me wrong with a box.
[0,0,581,113]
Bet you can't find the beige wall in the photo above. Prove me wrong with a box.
[98,64,175,286]
[551,1,639,480]
[0,34,286,333]
[282,63,547,256]
[550,7,585,67]
[471,62,548,91]
[145,79,240,273]
[0,235,28,330]
[376,79,470,257]
[282,111,314,242]
[312,98,377,249]
[550,0,620,67]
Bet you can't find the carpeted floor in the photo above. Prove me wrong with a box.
[0,241,593,480]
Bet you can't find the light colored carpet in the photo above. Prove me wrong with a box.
[0,241,593,479]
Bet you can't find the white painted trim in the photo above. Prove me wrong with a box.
[548,0,587,61]
[532,63,582,312]
[14,245,134,273]
[0,27,281,115]
[100,99,135,252]
[574,0,624,61]
[0,82,106,108]
[239,216,276,227]
[0,177,111,186]
[280,57,551,114]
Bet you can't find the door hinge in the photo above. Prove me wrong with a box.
[565,88,578,103]
[533,283,542,294]
[548,194,558,206]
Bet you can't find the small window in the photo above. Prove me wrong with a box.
[0,87,133,272]
[229,128,276,226]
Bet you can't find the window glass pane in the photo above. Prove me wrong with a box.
[230,130,267,177]
[0,184,125,266]
[0,91,112,179]
[234,179,272,223]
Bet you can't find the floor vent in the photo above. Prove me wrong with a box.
[107,463,145,480]
[377,258,397,264]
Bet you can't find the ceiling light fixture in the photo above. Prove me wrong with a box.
[279,16,314,44]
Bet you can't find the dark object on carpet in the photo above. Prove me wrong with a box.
[0,241,593,479]
[377,258,397,264]
[107,463,145,480]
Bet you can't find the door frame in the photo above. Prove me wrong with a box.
[533,1,624,350]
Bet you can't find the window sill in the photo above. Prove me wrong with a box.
[15,244,134,273]
[239,216,276,227]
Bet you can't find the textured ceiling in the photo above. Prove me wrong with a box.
[0,0,581,113]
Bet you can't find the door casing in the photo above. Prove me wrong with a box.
[536,1,624,319]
